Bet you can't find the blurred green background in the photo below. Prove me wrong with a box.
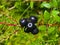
[0,0,60,45]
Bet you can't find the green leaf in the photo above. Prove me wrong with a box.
[51,10,59,17]
[54,16,60,23]
[30,1,34,9]
[51,0,58,8]
[51,10,60,22]
[40,2,51,8]
[44,10,50,23]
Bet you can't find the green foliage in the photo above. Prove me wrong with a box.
[40,2,51,8]
[0,0,60,45]
[38,25,47,31]
[44,10,50,23]
[51,10,60,23]
[30,1,34,9]
[50,0,58,8]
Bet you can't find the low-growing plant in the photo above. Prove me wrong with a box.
[0,0,60,45]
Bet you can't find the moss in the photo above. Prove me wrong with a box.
[0,0,60,45]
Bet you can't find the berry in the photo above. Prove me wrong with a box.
[19,18,28,27]
[31,28,39,35]
[29,16,37,23]
[27,22,36,29]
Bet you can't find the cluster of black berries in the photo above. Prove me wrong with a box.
[19,16,39,35]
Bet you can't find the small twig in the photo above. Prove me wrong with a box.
[8,6,15,10]
[7,16,17,23]
[0,22,18,26]
[38,22,59,27]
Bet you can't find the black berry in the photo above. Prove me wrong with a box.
[31,28,39,35]
[19,16,39,35]
[29,16,37,23]
[27,22,36,29]
[19,18,28,27]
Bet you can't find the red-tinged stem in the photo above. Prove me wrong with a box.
[0,22,17,26]
[7,24,17,26]
[8,16,17,23]
[0,22,5,24]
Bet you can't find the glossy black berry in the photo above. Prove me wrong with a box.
[27,22,36,29]
[29,16,37,23]
[19,18,28,27]
[31,28,39,35]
